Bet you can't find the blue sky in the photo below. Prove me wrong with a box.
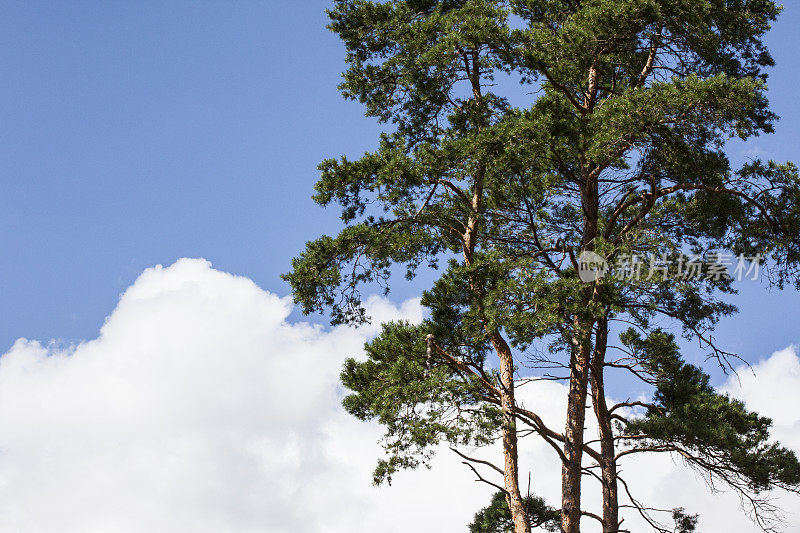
[1,1,798,373]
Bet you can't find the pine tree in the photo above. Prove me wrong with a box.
[284,2,800,531]
[470,491,560,532]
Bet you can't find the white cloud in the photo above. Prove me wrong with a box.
[0,258,798,532]
[0,259,483,533]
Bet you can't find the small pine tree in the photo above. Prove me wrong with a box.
[470,492,560,533]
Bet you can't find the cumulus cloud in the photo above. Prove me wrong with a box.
[0,258,797,532]
[0,259,483,532]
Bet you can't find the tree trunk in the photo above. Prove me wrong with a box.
[462,153,529,533]
[492,332,532,533]
[562,167,600,532]
[590,319,619,532]
[562,322,592,533]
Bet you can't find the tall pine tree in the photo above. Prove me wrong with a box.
[285,1,800,531]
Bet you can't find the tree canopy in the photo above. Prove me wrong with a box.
[285,1,800,531]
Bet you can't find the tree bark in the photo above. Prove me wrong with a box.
[462,152,529,532]
[561,163,601,533]
[562,321,592,533]
[590,318,619,532]
[492,332,532,533]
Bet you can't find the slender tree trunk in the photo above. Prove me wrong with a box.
[590,318,619,532]
[462,155,529,533]
[492,333,532,533]
[562,165,601,533]
[562,322,592,533]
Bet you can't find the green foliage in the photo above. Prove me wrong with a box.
[622,329,800,494]
[284,0,800,335]
[285,0,800,529]
[469,491,561,532]
[671,508,699,533]
[342,320,502,484]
